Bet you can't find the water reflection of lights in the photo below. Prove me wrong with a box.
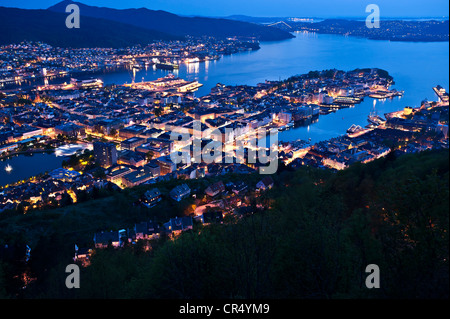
[187,62,200,74]
[55,144,92,157]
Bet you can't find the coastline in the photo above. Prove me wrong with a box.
[292,30,450,43]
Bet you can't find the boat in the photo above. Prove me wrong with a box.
[367,100,386,126]
[5,164,12,172]
[433,85,449,102]
[369,89,404,99]
[279,122,294,131]
[333,96,362,105]
[367,114,386,126]
[347,124,364,134]
[156,62,179,70]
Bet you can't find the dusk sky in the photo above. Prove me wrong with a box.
[0,0,448,18]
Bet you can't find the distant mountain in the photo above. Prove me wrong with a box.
[47,0,294,41]
[289,18,449,42]
[0,6,180,48]
[224,15,289,24]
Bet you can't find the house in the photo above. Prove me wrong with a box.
[144,160,161,177]
[49,168,81,182]
[134,220,161,240]
[142,188,162,208]
[74,246,93,267]
[170,184,191,201]
[119,124,147,139]
[231,181,248,195]
[204,180,225,197]
[174,163,197,180]
[323,156,347,170]
[121,169,153,188]
[121,137,146,151]
[105,165,134,184]
[118,150,146,167]
[164,216,193,236]
[93,230,127,248]
[157,155,177,175]
[55,123,85,138]
[0,142,18,154]
[256,176,274,191]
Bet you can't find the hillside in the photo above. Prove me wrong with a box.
[0,149,447,299]
[47,0,295,41]
[0,6,180,48]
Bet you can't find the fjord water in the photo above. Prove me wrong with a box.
[99,31,449,142]
[1,32,449,186]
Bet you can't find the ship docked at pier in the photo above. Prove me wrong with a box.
[369,89,404,99]
[155,62,179,70]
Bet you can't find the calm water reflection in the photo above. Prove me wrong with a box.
[2,32,448,185]
[97,32,449,142]
[0,152,67,187]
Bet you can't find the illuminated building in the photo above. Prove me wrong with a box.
[93,142,117,168]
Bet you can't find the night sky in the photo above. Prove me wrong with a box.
[0,0,448,18]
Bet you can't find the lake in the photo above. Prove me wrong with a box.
[0,152,67,187]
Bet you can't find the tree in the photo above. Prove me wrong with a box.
[94,125,104,135]
[146,152,154,161]
[92,169,106,179]
[154,107,162,117]
[3,149,447,299]
[17,98,32,105]
[56,134,66,142]
[109,128,118,137]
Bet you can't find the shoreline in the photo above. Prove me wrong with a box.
[0,148,55,161]
[293,30,450,42]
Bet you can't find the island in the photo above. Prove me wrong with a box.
[287,19,449,42]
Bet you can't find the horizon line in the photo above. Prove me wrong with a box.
[0,4,448,21]
[0,0,448,20]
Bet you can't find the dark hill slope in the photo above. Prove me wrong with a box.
[0,6,180,48]
[48,0,294,41]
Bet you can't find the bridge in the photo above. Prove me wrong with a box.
[267,21,293,29]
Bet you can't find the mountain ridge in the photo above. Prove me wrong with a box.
[0,6,181,48]
[47,0,295,41]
